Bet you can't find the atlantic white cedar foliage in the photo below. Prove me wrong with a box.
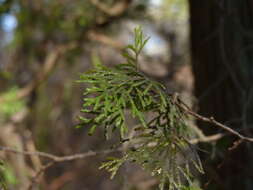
[79,27,203,190]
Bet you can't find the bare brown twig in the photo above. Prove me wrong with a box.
[1,92,253,189]
[87,31,124,50]
[0,43,76,104]
[27,161,55,190]
[0,146,121,190]
[26,148,121,190]
[89,0,132,17]
[173,93,253,143]
[189,133,225,144]
[0,146,120,163]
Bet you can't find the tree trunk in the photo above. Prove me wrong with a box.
[189,0,253,189]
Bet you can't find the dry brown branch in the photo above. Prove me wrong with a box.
[89,0,132,17]
[0,132,232,189]
[0,109,30,189]
[0,43,76,104]
[25,148,121,190]
[87,31,124,50]
[189,133,225,144]
[0,146,121,189]
[173,93,253,142]
[25,133,42,172]
[16,44,75,99]
[0,146,120,162]
[1,92,253,189]
[27,161,55,190]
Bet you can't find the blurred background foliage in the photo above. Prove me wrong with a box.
[1,0,253,190]
[0,87,24,119]
[0,1,192,189]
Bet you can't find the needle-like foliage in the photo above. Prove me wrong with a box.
[78,27,203,190]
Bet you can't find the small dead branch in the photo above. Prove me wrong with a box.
[87,31,124,50]
[0,43,76,104]
[173,93,253,143]
[0,146,121,190]
[89,0,132,17]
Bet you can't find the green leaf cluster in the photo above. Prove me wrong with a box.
[0,87,25,120]
[78,27,203,189]
[0,161,13,190]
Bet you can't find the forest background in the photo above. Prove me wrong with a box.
[0,0,253,190]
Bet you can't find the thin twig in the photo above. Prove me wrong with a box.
[173,94,253,143]
[0,146,120,162]
[1,92,253,190]
[0,146,121,189]
[27,161,55,190]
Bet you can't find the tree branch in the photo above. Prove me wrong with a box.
[0,146,121,190]
[0,146,120,162]
[89,0,132,17]
[173,93,253,143]
[27,161,55,190]
[1,93,253,189]
[189,133,225,144]
[87,31,124,50]
[0,43,76,104]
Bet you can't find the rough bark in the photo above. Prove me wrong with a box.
[189,0,253,189]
